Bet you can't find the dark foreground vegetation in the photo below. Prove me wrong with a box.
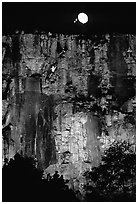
[2,154,79,202]
[83,141,136,202]
[2,141,136,202]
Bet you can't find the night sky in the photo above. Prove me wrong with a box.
[2,2,136,35]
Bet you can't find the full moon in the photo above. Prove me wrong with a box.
[78,13,88,24]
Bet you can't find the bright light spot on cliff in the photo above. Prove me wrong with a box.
[78,13,88,24]
[51,66,56,72]
[80,116,87,124]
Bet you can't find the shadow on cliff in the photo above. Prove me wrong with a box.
[2,153,79,202]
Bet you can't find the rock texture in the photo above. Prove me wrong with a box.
[2,33,136,188]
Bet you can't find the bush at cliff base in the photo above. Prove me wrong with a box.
[83,140,136,202]
[2,153,79,202]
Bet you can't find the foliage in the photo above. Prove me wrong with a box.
[83,141,136,202]
[2,153,79,202]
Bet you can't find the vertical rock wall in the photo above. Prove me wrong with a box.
[2,33,136,179]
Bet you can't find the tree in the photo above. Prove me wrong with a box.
[2,153,79,202]
[83,141,136,202]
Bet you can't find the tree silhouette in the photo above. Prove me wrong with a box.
[83,141,136,202]
[2,153,79,202]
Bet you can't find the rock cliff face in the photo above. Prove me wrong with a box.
[2,33,136,185]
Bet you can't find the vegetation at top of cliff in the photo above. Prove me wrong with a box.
[83,141,136,202]
[2,153,79,202]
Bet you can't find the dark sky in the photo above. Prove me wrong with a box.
[2,2,136,35]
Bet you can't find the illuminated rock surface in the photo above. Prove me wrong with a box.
[2,33,136,189]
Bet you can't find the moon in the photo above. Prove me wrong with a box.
[78,13,88,24]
